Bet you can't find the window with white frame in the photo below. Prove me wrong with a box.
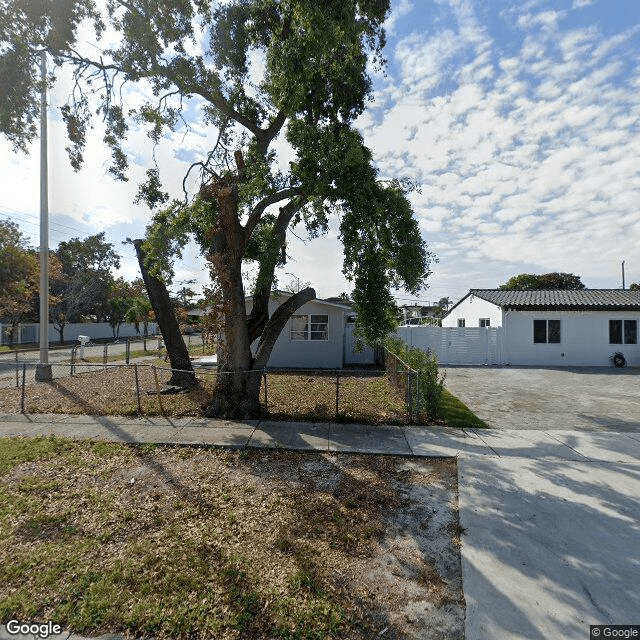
[479,318,490,327]
[457,318,465,327]
[533,319,561,343]
[290,314,329,341]
[609,319,637,344]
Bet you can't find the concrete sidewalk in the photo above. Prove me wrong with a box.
[3,412,640,461]
[1,413,639,640]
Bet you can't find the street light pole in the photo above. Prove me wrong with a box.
[36,50,52,381]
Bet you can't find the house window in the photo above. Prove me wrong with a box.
[534,319,561,343]
[310,315,329,340]
[479,318,490,327]
[291,315,308,340]
[610,320,637,344]
[457,319,465,327]
[291,315,329,341]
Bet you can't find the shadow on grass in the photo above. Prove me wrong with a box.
[1,399,464,639]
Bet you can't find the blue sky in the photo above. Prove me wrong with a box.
[1,0,639,306]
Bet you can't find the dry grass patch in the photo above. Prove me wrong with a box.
[0,436,464,639]
[0,366,412,424]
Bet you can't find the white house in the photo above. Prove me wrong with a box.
[246,292,375,368]
[440,289,640,367]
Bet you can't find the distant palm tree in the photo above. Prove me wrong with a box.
[437,297,451,312]
[125,297,153,335]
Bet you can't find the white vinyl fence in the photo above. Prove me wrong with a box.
[395,325,506,365]
[343,323,377,365]
[0,322,159,345]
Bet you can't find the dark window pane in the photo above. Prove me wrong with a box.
[548,320,561,343]
[310,315,328,340]
[624,320,637,344]
[457,319,465,327]
[533,320,547,343]
[291,315,308,340]
[610,320,622,344]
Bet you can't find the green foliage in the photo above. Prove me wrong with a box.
[384,336,445,420]
[0,220,39,327]
[499,272,585,290]
[0,0,435,378]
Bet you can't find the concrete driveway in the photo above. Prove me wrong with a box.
[443,366,640,431]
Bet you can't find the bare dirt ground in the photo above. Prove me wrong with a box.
[0,443,464,640]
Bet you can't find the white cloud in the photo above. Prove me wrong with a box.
[385,0,413,36]
[357,1,640,300]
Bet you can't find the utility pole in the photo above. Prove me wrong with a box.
[622,261,625,290]
[36,50,52,381]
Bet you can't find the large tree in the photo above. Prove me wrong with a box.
[56,232,121,322]
[499,272,586,291]
[0,0,433,417]
[0,220,39,340]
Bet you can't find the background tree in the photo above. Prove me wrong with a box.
[0,0,434,417]
[47,233,121,342]
[106,277,139,338]
[499,273,586,290]
[56,232,121,322]
[283,275,311,295]
[125,296,154,336]
[0,220,38,342]
[172,281,198,310]
[629,283,639,291]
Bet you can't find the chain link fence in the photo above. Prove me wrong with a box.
[0,338,439,423]
[1,362,419,425]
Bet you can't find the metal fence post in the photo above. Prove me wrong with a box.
[103,344,108,368]
[407,369,412,423]
[134,364,142,415]
[126,339,131,365]
[20,363,26,413]
[335,369,340,420]
[70,345,76,376]
[263,369,268,411]
[15,350,19,388]
[151,365,164,415]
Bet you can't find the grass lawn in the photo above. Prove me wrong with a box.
[438,388,488,428]
[0,436,465,640]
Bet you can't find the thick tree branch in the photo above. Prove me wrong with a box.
[133,239,196,387]
[256,110,287,157]
[252,287,316,371]
[246,195,307,343]
[244,187,302,239]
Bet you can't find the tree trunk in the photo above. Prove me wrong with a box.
[200,184,315,419]
[133,240,196,388]
[202,185,258,418]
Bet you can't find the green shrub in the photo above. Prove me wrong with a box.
[383,336,446,420]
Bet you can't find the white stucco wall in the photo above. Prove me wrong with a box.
[248,297,346,368]
[442,295,503,328]
[503,310,640,367]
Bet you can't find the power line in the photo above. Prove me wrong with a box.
[0,208,90,238]
[0,206,90,235]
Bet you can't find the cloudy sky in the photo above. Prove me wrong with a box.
[1,0,639,306]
